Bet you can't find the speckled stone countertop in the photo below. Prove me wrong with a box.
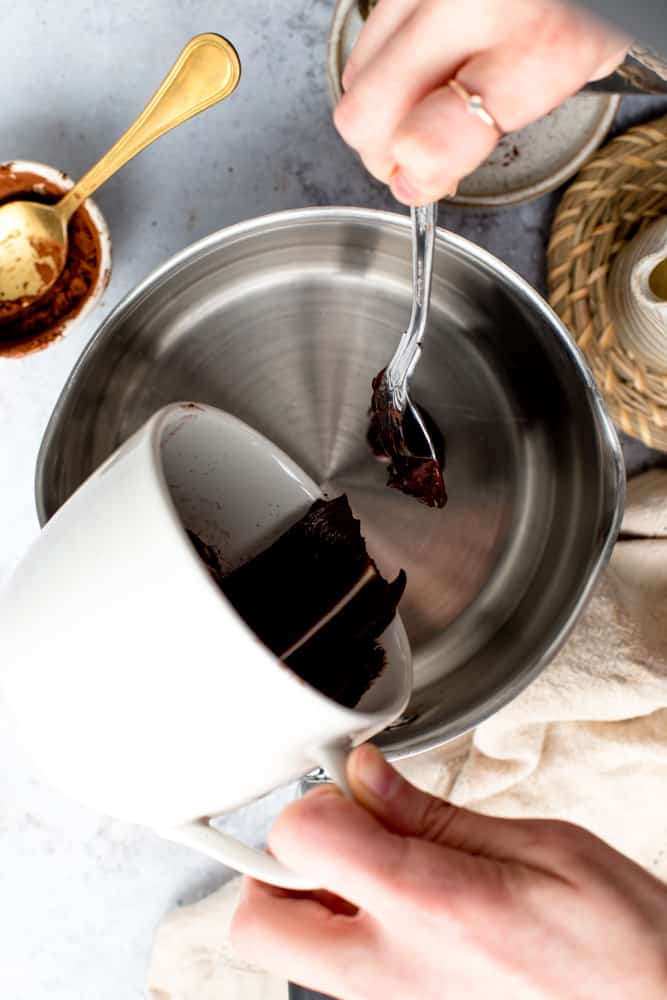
[0,3,665,998]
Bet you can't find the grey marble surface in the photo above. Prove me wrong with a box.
[1,3,666,999]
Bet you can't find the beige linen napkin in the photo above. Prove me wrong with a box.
[148,469,667,1000]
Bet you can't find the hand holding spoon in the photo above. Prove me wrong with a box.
[0,33,240,318]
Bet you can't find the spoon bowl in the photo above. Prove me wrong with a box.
[0,200,68,313]
[370,368,447,507]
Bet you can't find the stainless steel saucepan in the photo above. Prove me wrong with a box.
[36,208,624,758]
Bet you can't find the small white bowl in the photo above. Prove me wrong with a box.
[0,159,112,358]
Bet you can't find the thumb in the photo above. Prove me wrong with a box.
[349,743,531,859]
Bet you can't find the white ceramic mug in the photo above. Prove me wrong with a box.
[0,403,411,889]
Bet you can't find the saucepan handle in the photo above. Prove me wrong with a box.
[288,985,335,1000]
[286,746,350,1000]
[160,742,352,890]
[582,49,667,96]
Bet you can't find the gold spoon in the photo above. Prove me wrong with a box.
[0,33,240,318]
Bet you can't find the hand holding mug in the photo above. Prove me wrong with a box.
[233,744,667,999]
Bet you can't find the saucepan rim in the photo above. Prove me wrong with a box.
[34,207,625,758]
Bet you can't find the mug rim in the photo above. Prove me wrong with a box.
[142,401,409,727]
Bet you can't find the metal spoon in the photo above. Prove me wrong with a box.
[370,202,447,508]
[0,33,240,318]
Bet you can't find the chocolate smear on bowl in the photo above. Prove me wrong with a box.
[368,369,448,509]
[188,494,406,709]
[0,164,103,358]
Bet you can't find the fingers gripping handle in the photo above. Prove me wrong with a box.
[314,741,353,798]
[163,818,320,890]
[161,743,352,889]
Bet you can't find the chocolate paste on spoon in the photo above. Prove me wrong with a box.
[368,370,447,509]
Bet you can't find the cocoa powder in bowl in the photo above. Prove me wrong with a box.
[0,164,105,358]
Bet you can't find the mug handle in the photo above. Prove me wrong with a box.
[159,741,352,891]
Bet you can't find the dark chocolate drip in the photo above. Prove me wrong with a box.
[188,495,406,708]
[187,531,225,586]
[368,370,447,509]
[385,454,447,509]
[285,567,406,708]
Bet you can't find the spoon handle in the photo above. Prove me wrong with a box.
[56,33,241,222]
[386,202,437,389]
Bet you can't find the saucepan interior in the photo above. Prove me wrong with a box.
[35,208,624,758]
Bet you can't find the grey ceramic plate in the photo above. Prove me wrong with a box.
[328,0,620,208]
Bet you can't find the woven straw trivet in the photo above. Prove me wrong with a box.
[547,115,667,451]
